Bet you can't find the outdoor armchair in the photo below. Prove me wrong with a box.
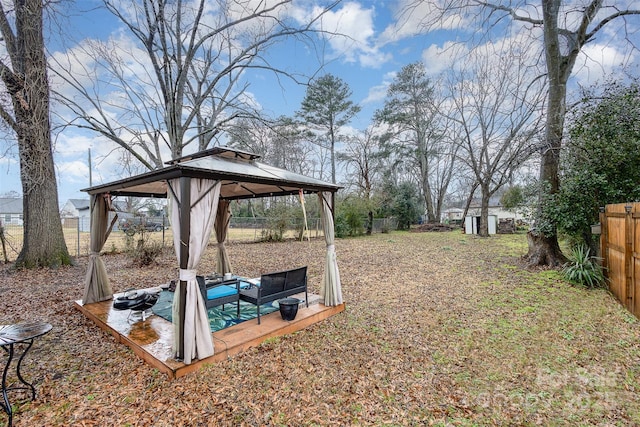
[197,276,241,317]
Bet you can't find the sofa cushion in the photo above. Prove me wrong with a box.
[206,285,238,300]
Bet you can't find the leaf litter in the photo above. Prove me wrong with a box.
[0,231,638,426]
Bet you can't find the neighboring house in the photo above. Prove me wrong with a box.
[60,199,90,218]
[60,199,90,231]
[440,208,464,223]
[466,196,526,221]
[0,198,23,226]
[60,198,141,232]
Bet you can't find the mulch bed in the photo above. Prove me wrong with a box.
[0,232,638,426]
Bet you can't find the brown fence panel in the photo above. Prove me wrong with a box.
[601,202,640,318]
[634,210,640,317]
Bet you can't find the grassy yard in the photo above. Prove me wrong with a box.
[0,231,638,426]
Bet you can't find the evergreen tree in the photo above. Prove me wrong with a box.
[297,74,361,184]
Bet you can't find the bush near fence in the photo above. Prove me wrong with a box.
[0,215,399,263]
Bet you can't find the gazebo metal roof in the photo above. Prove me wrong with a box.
[82,147,341,198]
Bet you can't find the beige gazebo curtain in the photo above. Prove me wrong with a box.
[319,192,343,306]
[82,193,118,304]
[215,200,232,275]
[170,178,221,364]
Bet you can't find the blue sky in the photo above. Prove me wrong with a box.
[0,0,636,206]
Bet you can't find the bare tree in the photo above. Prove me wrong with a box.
[399,0,640,265]
[337,128,383,234]
[445,40,545,236]
[52,0,340,169]
[0,0,71,268]
[228,116,315,175]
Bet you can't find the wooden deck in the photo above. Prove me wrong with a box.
[74,293,345,379]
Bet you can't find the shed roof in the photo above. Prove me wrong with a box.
[82,147,341,199]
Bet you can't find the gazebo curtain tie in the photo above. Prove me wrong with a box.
[180,269,197,281]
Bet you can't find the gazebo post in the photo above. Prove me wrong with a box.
[331,192,336,222]
[177,177,191,360]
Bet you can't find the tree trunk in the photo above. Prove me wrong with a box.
[479,186,490,237]
[330,131,336,184]
[461,181,478,226]
[366,210,373,235]
[524,231,566,267]
[11,0,71,268]
[0,221,8,263]
[524,0,572,267]
[421,169,436,223]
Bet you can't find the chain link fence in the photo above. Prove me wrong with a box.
[0,215,397,262]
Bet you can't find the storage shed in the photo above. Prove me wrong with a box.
[464,215,497,235]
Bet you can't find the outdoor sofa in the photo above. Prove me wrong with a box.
[239,266,309,324]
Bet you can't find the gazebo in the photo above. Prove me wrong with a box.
[81,147,342,365]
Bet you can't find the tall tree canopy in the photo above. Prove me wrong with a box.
[297,73,361,184]
[376,62,455,223]
[337,128,384,234]
[445,41,544,236]
[0,0,71,268]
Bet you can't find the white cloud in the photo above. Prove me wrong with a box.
[358,49,393,68]
[56,159,90,184]
[304,2,391,68]
[421,41,465,76]
[362,83,388,105]
[573,40,637,86]
[362,71,396,104]
[379,0,467,45]
[49,40,100,98]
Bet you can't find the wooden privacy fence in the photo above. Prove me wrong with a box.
[599,202,640,319]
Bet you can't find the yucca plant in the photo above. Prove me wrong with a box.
[562,245,606,289]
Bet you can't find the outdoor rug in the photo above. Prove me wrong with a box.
[151,291,279,332]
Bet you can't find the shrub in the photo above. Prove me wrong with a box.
[124,228,164,266]
[260,204,292,242]
[334,213,349,238]
[131,241,164,266]
[562,245,606,289]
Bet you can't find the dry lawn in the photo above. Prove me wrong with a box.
[0,231,638,426]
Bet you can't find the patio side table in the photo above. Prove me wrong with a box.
[0,321,52,427]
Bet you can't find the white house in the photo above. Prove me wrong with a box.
[60,199,90,218]
[60,198,137,232]
[466,196,527,221]
[60,199,91,231]
[0,198,23,226]
[440,208,464,223]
